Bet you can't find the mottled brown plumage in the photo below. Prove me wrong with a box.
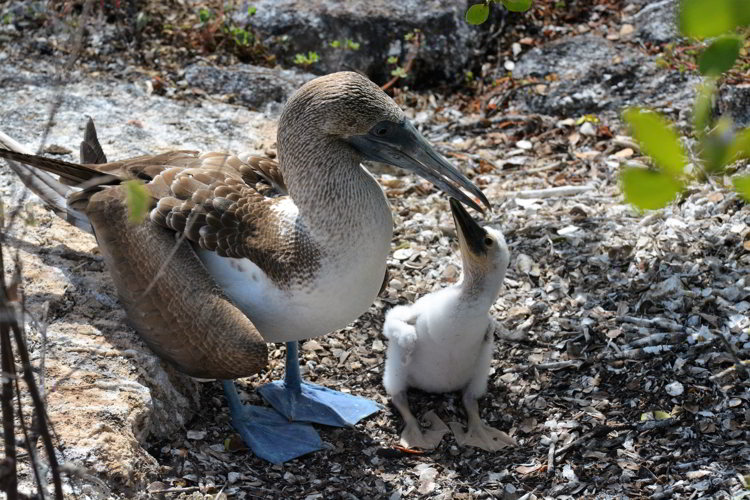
[0,147,312,286]
[0,144,284,378]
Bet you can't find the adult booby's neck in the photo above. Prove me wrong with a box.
[280,136,392,245]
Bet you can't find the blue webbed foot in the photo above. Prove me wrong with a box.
[222,380,322,464]
[259,379,381,427]
[257,341,381,427]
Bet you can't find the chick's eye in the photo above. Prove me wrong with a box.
[484,237,494,246]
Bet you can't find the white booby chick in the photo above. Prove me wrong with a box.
[382,198,516,451]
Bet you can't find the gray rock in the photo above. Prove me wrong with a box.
[513,35,618,82]
[716,84,750,128]
[511,34,698,117]
[630,0,678,45]
[236,0,475,85]
[184,63,316,109]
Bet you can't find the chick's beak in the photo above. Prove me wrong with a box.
[346,120,490,213]
[450,197,488,256]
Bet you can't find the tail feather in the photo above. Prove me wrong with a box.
[80,117,108,165]
[0,148,118,186]
[0,130,108,233]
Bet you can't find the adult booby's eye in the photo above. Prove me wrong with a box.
[375,126,388,136]
[484,237,494,246]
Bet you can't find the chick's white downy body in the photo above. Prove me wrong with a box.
[383,287,494,396]
[382,206,516,452]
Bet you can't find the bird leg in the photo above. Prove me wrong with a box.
[449,393,516,452]
[258,341,381,427]
[392,392,449,450]
[221,380,322,464]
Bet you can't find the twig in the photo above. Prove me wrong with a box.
[0,241,64,498]
[1,309,17,500]
[381,31,421,92]
[716,332,750,380]
[623,332,688,349]
[620,316,683,331]
[148,485,277,498]
[503,360,583,373]
[555,425,614,458]
[546,434,556,478]
[514,185,595,199]
[709,362,749,381]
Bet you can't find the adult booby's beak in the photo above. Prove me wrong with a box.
[346,119,491,213]
[450,197,488,256]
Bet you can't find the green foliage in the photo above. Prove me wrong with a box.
[621,0,750,211]
[621,167,683,210]
[692,81,715,135]
[294,51,320,66]
[197,7,214,24]
[387,56,398,64]
[698,36,742,76]
[228,26,252,46]
[124,181,149,224]
[728,129,750,161]
[678,0,749,39]
[247,6,257,16]
[2,13,13,24]
[735,175,750,202]
[502,0,533,13]
[623,108,686,178]
[390,67,408,79]
[466,0,532,25]
[466,3,490,25]
[330,38,360,50]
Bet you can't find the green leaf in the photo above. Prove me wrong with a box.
[699,36,743,76]
[465,3,490,25]
[679,0,736,38]
[733,174,750,202]
[621,166,683,210]
[700,116,734,173]
[391,67,408,78]
[728,128,750,160]
[124,180,149,224]
[653,410,672,420]
[678,0,750,38]
[693,80,716,136]
[501,0,532,12]
[623,107,687,177]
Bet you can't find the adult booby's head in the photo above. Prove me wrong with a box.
[278,72,490,212]
[450,197,510,288]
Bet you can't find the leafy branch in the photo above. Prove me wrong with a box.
[621,0,750,210]
[465,0,533,25]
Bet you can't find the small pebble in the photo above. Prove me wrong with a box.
[665,381,684,397]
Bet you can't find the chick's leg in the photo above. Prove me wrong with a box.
[392,392,448,450]
[450,335,516,451]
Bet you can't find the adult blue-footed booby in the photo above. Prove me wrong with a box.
[0,72,489,464]
[383,198,516,452]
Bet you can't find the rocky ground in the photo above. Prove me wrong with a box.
[0,0,748,498]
